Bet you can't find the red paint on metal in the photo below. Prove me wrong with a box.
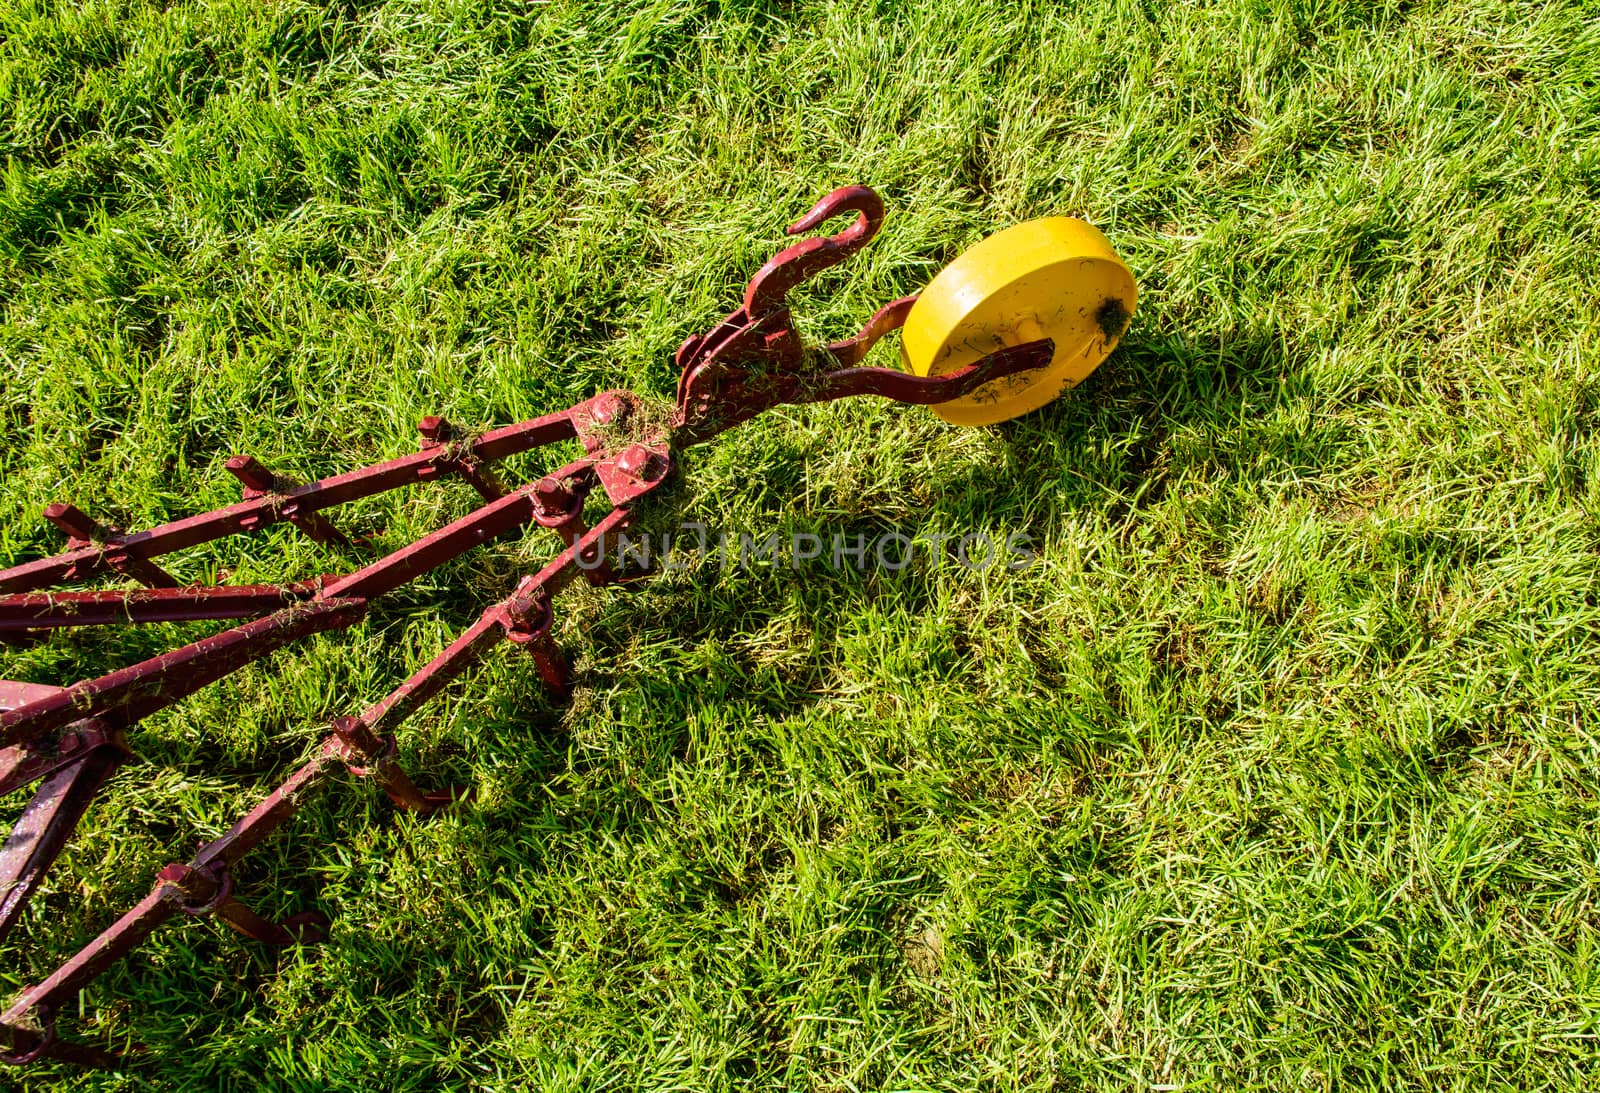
[321,489,535,601]
[0,409,577,595]
[0,580,323,631]
[0,186,1057,1068]
[226,456,354,546]
[43,503,178,588]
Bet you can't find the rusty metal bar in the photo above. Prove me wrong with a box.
[0,681,131,945]
[0,407,578,595]
[0,580,322,631]
[164,860,328,946]
[352,507,630,740]
[329,717,453,813]
[321,488,537,601]
[0,598,369,750]
[822,294,919,366]
[193,751,340,874]
[225,456,353,547]
[357,615,507,739]
[531,461,611,586]
[802,338,1055,405]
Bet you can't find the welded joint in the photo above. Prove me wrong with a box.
[226,456,354,547]
[161,861,233,917]
[327,716,398,775]
[416,416,506,501]
[42,504,176,589]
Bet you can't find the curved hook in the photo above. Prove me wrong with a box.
[742,185,886,317]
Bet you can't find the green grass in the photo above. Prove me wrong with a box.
[2,0,1599,1087]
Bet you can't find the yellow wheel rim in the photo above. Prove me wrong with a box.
[900,217,1136,426]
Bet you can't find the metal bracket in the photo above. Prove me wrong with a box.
[0,185,1056,1068]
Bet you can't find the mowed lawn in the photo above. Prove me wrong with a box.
[2,0,1598,1088]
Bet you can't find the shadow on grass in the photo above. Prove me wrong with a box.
[440,319,1318,823]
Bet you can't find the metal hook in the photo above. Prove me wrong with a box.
[741,185,886,317]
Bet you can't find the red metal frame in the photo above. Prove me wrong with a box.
[0,186,1053,1068]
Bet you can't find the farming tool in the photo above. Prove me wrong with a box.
[0,185,1135,1067]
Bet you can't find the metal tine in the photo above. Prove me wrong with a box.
[43,504,178,589]
[225,456,355,547]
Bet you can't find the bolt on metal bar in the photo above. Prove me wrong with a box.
[41,504,179,589]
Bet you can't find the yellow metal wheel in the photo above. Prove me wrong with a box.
[900,217,1136,426]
